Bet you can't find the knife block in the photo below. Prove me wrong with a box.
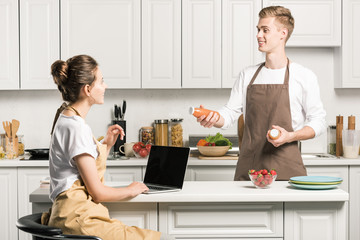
[112,120,126,155]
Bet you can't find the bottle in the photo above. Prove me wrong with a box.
[268,129,281,140]
[170,119,183,147]
[327,125,336,155]
[140,126,154,145]
[189,107,219,118]
[154,119,169,146]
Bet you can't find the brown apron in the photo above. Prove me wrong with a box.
[42,107,161,240]
[234,60,307,181]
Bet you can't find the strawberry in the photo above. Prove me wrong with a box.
[270,169,277,176]
[248,169,255,175]
[262,169,268,175]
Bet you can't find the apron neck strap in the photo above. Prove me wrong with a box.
[50,102,68,135]
[249,58,290,86]
[66,106,82,117]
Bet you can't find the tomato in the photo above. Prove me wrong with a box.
[197,139,208,146]
[139,148,148,158]
[145,144,152,152]
[137,142,145,148]
[133,143,142,153]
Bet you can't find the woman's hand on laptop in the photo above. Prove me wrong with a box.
[126,182,149,197]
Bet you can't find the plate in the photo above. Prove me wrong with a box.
[290,176,343,183]
[289,182,339,190]
[289,180,343,185]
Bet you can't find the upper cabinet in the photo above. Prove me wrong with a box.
[61,0,141,89]
[263,0,341,47]
[182,0,222,88]
[142,0,181,89]
[335,0,360,88]
[20,0,59,90]
[222,0,263,88]
[0,0,19,90]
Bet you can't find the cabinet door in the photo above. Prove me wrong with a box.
[263,0,341,47]
[306,166,348,191]
[18,167,49,240]
[350,166,360,240]
[335,0,360,88]
[182,0,221,88]
[142,0,181,88]
[222,0,263,88]
[185,166,235,181]
[0,168,18,240]
[20,0,59,89]
[0,0,19,89]
[61,0,141,88]
[105,166,142,182]
[285,202,347,240]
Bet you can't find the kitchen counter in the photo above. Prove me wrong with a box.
[30,181,348,203]
[29,181,348,240]
[1,154,360,167]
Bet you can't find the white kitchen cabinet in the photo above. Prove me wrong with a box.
[263,0,341,47]
[105,166,142,182]
[350,166,360,240]
[0,168,18,240]
[17,167,49,240]
[0,0,19,90]
[306,165,348,191]
[159,202,283,238]
[182,0,221,88]
[185,166,235,181]
[222,0,263,88]
[105,203,158,231]
[285,202,347,240]
[142,0,181,89]
[61,0,141,89]
[20,0,59,90]
[335,0,360,88]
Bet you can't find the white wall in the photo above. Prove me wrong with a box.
[1,47,360,153]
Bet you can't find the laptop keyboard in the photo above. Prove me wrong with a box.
[147,185,171,191]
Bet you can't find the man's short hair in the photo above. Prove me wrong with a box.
[259,6,294,42]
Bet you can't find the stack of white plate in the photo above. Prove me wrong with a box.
[288,176,343,190]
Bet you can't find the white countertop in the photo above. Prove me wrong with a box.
[2,155,360,167]
[30,181,349,203]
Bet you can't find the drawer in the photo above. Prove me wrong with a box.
[159,202,283,238]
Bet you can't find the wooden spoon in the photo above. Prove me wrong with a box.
[12,119,20,137]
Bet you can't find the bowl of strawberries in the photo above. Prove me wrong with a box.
[248,169,277,188]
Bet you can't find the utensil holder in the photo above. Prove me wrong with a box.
[112,120,126,156]
[5,135,18,159]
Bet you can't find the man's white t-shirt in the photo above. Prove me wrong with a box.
[49,114,98,202]
[218,62,327,137]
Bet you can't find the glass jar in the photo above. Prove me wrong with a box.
[154,119,168,146]
[327,125,336,155]
[0,134,5,159]
[140,126,154,145]
[17,134,25,156]
[170,119,183,147]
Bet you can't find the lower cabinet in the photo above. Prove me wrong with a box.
[0,168,18,240]
[306,165,349,191]
[17,167,49,240]
[105,166,142,182]
[158,202,283,239]
[185,166,235,181]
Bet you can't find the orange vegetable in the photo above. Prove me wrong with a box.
[197,139,208,146]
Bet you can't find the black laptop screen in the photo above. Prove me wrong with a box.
[144,146,190,188]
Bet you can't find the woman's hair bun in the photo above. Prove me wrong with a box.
[51,60,68,86]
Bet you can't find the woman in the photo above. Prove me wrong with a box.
[43,55,168,240]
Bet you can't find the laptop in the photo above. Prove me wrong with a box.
[142,145,190,194]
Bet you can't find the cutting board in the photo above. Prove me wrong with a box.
[198,154,238,160]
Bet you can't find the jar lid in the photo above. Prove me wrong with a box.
[329,125,336,129]
[141,126,153,130]
[171,118,183,122]
[155,119,169,124]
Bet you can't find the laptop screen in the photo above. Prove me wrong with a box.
[144,146,190,189]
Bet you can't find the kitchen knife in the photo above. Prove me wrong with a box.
[114,104,119,120]
[122,100,126,120]
[118,105,122,120]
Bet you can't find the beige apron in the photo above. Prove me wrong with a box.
[234,60,307,181]
[43,106,161,240]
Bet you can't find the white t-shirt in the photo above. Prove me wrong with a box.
[218,62,327,137]
[49,114,98,202]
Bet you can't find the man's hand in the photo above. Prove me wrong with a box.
[196,105,223,128]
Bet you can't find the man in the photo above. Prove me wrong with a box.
[196,6,326,180]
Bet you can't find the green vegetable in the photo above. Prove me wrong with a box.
[205,133,232,149]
